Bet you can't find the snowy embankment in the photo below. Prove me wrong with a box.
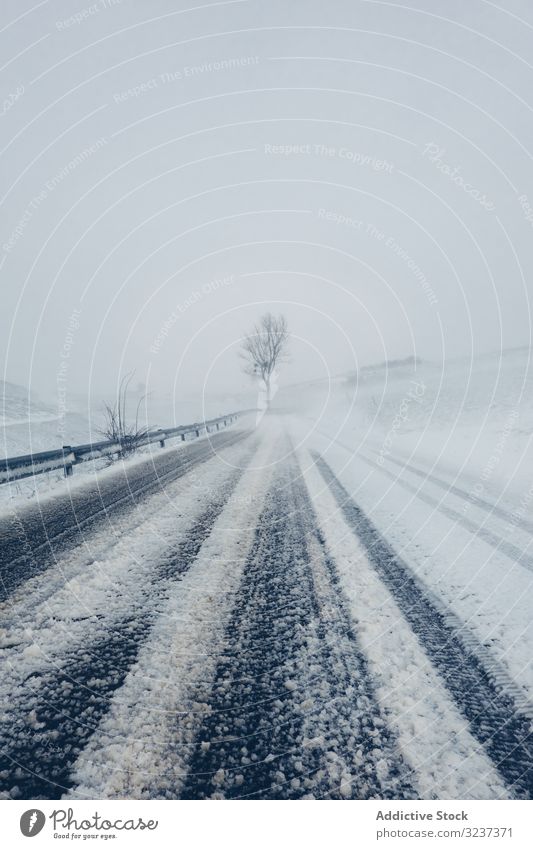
[0,404,92,462]
[0,415,253,515]
[318,348,533,510]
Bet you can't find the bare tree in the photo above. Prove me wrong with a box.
[241,313,289,407]
[98,371,152,457]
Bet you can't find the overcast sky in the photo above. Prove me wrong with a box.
[2,0,533,411]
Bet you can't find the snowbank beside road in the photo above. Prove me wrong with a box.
[0,416,253,515]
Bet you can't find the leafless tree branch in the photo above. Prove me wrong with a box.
[240,313,289,405]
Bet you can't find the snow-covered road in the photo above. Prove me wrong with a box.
[0,426,250,601]
[0,415,531,800]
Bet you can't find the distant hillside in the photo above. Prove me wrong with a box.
[0,380,91,459]
[0,380,56,426]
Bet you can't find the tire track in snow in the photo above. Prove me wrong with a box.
[314,453,533,799]
[372,448,533,538]
[303,453,511,799]
[305,424,533,709]
[65,425,282,800]
[315,428,533,575]
[359,451,533,574]
[0,428,249,602]
[180,441,415,800]
[0,439,256,800]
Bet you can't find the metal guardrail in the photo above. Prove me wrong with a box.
[0,411,245,485]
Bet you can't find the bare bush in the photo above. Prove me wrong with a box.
[98,372,152,457]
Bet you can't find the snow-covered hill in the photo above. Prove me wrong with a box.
[277,347,533,504]
[0,381,92,459]
[0,380,56,427]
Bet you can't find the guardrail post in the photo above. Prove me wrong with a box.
[63,446,73,477]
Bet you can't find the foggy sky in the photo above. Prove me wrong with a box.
[2,0,533,412]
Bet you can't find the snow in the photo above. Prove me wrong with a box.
[293,427,533,709]
[65,423,281,799]
[0,416,252,515]
[0,376,253,511]
[0,431,258,745]
[296,348,533,511]
[0,379,92,459]
[287,348,533,707]
[1,348,532,801]
[300,453,510,799]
